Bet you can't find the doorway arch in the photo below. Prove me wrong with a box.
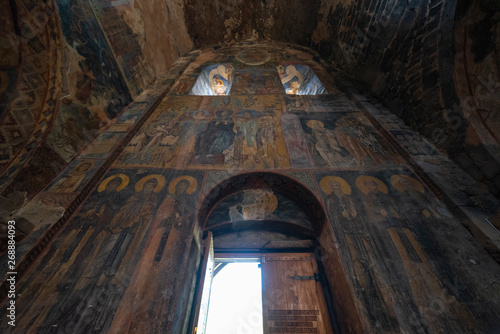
[192,172,363,333]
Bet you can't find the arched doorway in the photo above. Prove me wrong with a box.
[190,172,358,334]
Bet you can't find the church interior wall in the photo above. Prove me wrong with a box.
[1,42,499,333]
[0,0,500,333]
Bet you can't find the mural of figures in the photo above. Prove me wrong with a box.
[356,174,472,332]
[205,188,314,231]
[193,109,236,164]
[277,64,327,95]
[280,113,315,168]
[190,64,234,95]
[256,111,285,167]
[120,112,182,164]
[299,112,398,168]
[104,175,166,282]
[319,175,400,331]
[63,174,130,276]
[7,169,203,333]
[231,69,283,95]
[47,161,96,193]
[104,174,201,333]
[335,115,390,166]
[182,107,290,169]
[231,110,259,166]
[391,175,437,219]
[306,119,348,166]
[284,95,310,111]
[315,170,478,332]
[114,93,288,170]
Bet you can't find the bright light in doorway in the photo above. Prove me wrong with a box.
[205,262,263,334]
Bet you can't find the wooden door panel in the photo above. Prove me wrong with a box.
[262,253,333,334]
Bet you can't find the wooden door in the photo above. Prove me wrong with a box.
[192,233,214,334]
[261,253,334,334]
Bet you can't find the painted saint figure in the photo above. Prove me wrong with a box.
[321,176,399,331]
[256,112,283,166]
[49,161,94,193]
[194,110,235,163]
[281,113,314,167]
[334,116,390,166]
[152,175,198,262]
[306,119,345,166]
[104,175,166,280]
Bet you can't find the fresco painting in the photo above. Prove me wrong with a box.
[1,145,66,201]
[306,94,358,112]
[80,132,126,160]
[46,160,102,193]
[417,157,499,212]
[190,64,234,95]
[45,0,133,162]
[170,75,197,95]
[117,94,289,169]
[117,109,184,166]
[277,64,328,95]
[390,130,438,156]
[284,95,311,111]
[298,112,398,168]
[235,48,271,66]
[0,0,62,181]
[280,113,315,168]
[191,108,290,168]
[231,69,284,95]
[2,39,500,334]
[10,169,203,332]
[316,170,476,332]
[205,188,314,231]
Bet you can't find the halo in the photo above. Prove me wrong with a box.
[135,174,166,193]
[390,174,425,193]
[168,175,198,194]
[306,119,324,129]
[356,175,388,195]
[98,174,129,192]
[74,160,95,171]
[320,176,352,195]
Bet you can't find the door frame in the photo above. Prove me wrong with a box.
[189,248,339,334]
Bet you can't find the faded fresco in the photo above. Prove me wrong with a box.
[0,0,62,185]
[46,160,102,193]
[298,112,399,168]
[45,0,133,162]
[116,94,290,169]
[9,169,203,332]
[1,146,66,201]
[2,41,500,334]
[316,169,485,332]
[205,188,314,231]
[231,69,284,95]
